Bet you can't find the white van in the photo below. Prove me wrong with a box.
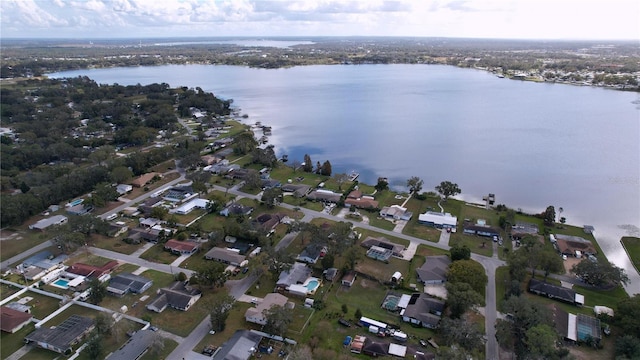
[106,213,118,221]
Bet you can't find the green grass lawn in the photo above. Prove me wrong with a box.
[0,322,36,359]
[448,233,493,257]
[140,338,178,360]
[194,300,253,352]
[0,233,52,263]
[621,237,640,274]
[366,215,397,231]
[91,234,142,255]
[139,244,178,265]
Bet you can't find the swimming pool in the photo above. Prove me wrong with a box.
[305,278,320,293]
[51,278,69,289]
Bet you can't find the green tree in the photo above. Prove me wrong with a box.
[435,180,461,201]
[525,324,558,359]
[150,206,168,220]
[450,244,471,261]
[341,304,348,314]
[110,166,133,183]
[374,177,389,191]
[447,259,487,294]
[445,282,483,318]
[85,334,103,359]
[572,258,629,287]
[354,308,362,320]
[616,295,640,335]
[94,313,113,335]
[210,294,235,332]
[303,154,313,172]
[192,262,228,289]
[542,205,556,226]
[88,278,107,305]
[320,160,332,176]
[615,335,640,360]
[406,176,423,194]
[261,187,283,208]
[439,317,485,351]
[263,304,293,337]
[233,131,258,155]
[321,253,335,270]
[498,295,554,358]
[538,247,565,281]
[244,169,262,190]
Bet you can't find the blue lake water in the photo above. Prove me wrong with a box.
[50,64,640,293]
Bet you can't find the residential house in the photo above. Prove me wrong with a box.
[380,205,413,221]
[18,251,68,281]
[107,273,153,297]
[281,184,311,197]
[164,239,200,255]
[212,330,262,360]
[296,243,327,264]
[366,245,393,262]
[227,168,254,180]
[344,190,379,209]
[138,196,163,216]
[171,198,210,215]
[107,223,128,238]
[201,154,220,165]
[245,293,291,325]
[324,267,338,281]
[528,278,584,306]
[116,184,133,195]
[146,281,202,313]
[360,236,405,257]
[204,247,247,267]
[400,293,445,329]
[219,203,253,217]
[418,211,457,231]
[24,315,94,355]
[163,186,197,203]
[130,172,160,188]
[106,329,156,360]
[261,178,281,189]
[552,305,602,344]
[416,255,451,284]
[29,215,68,231]
[306,189,342,203]
[276,262,312,292]
[553,234,597,257]
[252,213,283,232]
[66,260,118,279]
[66,204,93,216]
[0,306,32,333]
[350,335,366,354]
[362,340,389,357]
[462,222,500,238]
[341,270,357,287]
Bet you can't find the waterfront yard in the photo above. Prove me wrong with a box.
[621,237,640,274]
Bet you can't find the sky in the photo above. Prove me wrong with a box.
[1,0,639,40]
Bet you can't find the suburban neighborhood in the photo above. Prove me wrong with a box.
[0,77,638,360]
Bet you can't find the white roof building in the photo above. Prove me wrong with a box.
[418,211,458,229]
[29,215,68,231]
[171,198,210,215]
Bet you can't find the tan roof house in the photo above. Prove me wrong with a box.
[244,293,291,325]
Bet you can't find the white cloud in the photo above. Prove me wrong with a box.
[0,0,638,39]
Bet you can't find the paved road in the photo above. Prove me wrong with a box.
[1,240,53,270]
[88,247,195,277]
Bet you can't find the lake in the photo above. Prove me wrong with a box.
[49,64,640,294]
